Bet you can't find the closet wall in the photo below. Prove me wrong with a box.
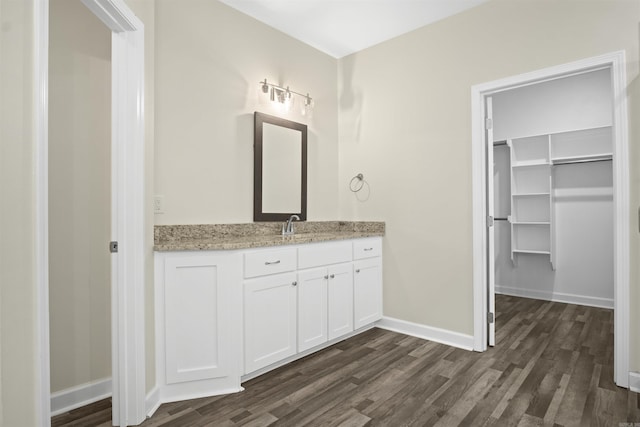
[493,69,614,308]
[49,0,112,395]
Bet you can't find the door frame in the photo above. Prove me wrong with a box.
[34,0,147,424]
[470,51,630,387]
[485,97,495,347]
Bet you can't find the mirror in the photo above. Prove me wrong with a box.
[254,112,307,221]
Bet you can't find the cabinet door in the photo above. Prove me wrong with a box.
[354,258,383,329]
[244,272,297,374]
[327,263,354,340]
[297,268,328,352]
[164,253,237,384]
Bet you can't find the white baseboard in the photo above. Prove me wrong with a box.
[377,317,474,351]
[50,378,112,416]
[495,285,614,309]
[145,386,161,419]
[629,372,640,393]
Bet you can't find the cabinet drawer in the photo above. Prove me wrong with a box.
[244,248,297,278]
[298,241,352,269]
[353,238,382,260]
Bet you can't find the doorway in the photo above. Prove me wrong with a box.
[471,52,630,388]
[34,0,147,424]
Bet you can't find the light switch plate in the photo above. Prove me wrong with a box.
[154,195,164,214]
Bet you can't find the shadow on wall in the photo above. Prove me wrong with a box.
[339,55,363,144]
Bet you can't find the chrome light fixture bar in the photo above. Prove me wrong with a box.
[260,78,314,115]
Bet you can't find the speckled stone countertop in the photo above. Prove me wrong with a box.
[154,221,385,252]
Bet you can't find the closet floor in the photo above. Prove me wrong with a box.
[52,295,639,426]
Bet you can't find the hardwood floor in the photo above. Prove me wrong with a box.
[52,295,640,426]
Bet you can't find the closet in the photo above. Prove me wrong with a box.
[492,68,614,309]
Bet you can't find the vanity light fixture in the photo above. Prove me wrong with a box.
[260,78,314,115]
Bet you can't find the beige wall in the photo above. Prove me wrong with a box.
[154,0,339,225]
[3,0,639,421]
[48,0,112,393]
[337,0,640,369]
[0,0,38,424]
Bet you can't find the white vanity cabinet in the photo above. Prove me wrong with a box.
[154,251,243,402]
[244,272,298,374]
[296,263,354,350]
[354,238,383,329]
[326,263,354,340]
[354,258,383,329]
[155,235,383,403]
[243,247,298,374]
[243,238,382,376]
[297,267,329,352]
[297,240,353,352]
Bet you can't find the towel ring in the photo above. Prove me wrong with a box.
[350,173,364,192]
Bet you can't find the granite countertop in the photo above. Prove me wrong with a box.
[154,221,385,252]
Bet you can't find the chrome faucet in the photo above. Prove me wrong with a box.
[282,214,300,236]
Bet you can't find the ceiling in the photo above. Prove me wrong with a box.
[219,0,490,58]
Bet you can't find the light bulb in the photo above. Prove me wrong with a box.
[283,87,294,111]
[302,94,314,116]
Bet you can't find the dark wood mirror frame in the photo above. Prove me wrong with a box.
[254,111,307,222]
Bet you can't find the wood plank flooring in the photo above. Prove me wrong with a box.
[52,295,640,426]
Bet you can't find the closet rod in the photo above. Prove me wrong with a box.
[495,217,508,221]
[552,158,612,166]
[493,140,508,147]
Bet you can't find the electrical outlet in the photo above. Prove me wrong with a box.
[154,195,164,214]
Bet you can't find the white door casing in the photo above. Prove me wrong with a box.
[486,96,496,347]
[470,52,629,387]
[35,0,147,425]
[34,0,51,423]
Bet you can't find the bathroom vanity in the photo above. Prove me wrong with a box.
[153,221,384,404]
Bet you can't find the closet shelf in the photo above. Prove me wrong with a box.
[512,221,550,225]
[512,161,550,168]
[509,133,554,269]
[505,126,611,271]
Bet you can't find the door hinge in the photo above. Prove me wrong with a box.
[487,312,494,324]
[487,215,494,227]
[110,241,118,253]
[485,118,493,130]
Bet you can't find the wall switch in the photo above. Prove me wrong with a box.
[154,195,164,214]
